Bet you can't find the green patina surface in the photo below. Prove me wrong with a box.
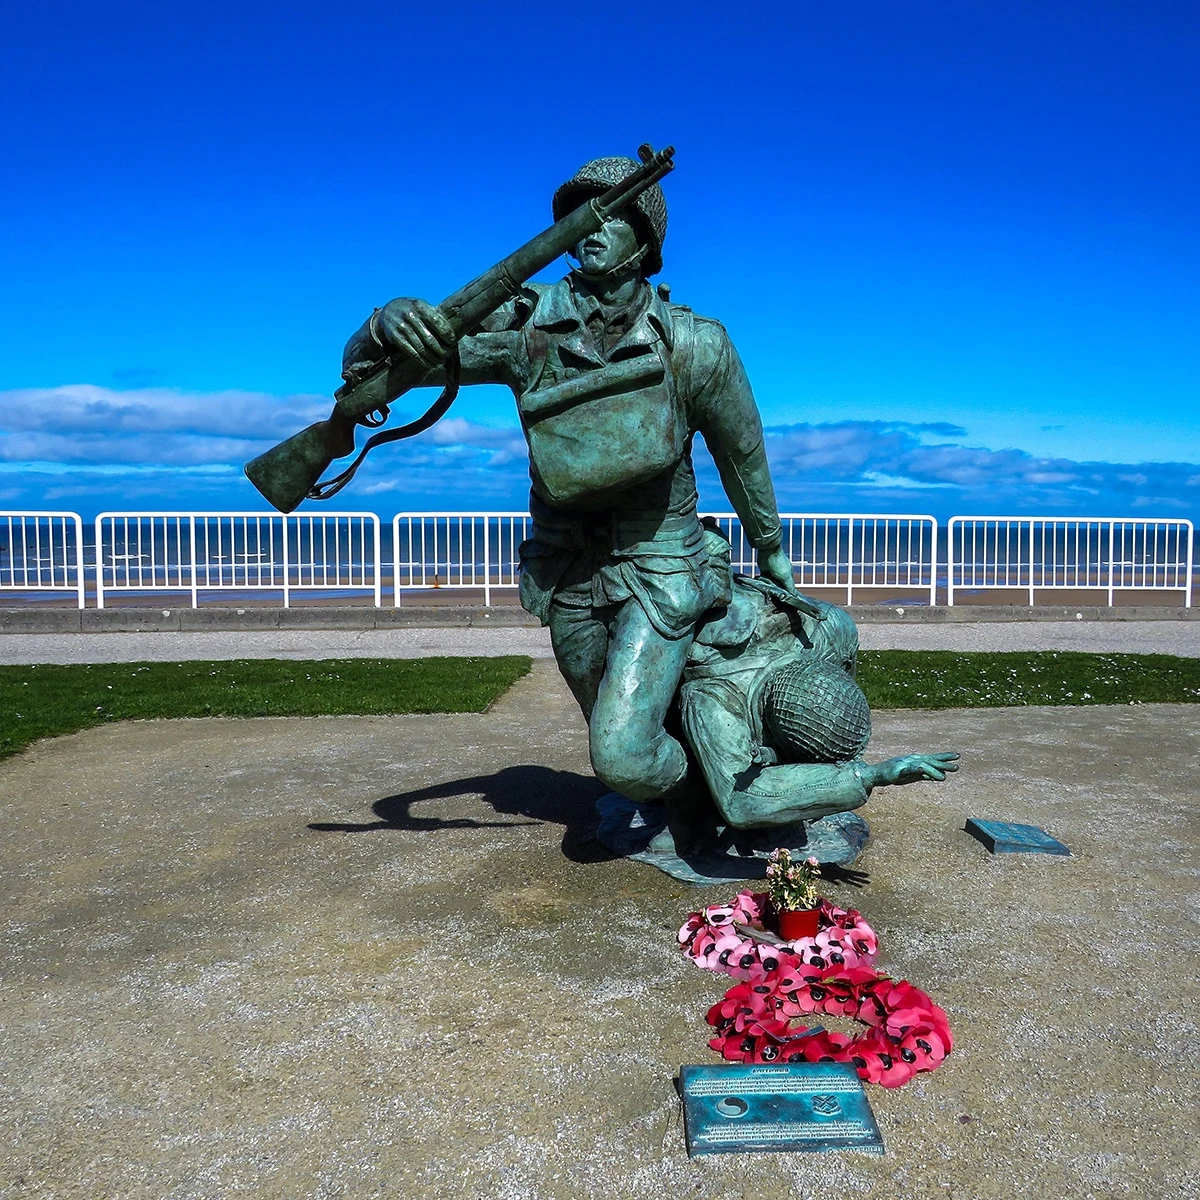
[245,147,805,861]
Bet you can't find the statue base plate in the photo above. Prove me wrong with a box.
[595,794,869,885]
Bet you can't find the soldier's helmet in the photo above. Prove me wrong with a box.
[762,658,872,763]
[807,603,859,676]
[553,156,668,277]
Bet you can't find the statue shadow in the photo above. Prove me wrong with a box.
[307,765,617,864]
[820,862,871,888]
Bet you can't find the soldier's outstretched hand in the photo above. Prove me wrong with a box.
[868,753,960,788]
[374,298,456,369]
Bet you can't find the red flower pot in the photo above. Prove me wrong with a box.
[777,907,820,941]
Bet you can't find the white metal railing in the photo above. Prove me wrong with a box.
[947,516,1194,607]
[708,513,938,606]
[393,512,533,606]
[95,512,381,608]
[0,511,86,608]
[3,509,1194,610]
[392,511,938,606]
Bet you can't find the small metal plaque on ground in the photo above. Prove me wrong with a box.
[679,1063,883,1156]
[965,818,1071,855]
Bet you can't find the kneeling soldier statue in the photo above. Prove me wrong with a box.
[341,154,800,856]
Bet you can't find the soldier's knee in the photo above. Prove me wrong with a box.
[589,727,646,791]
[718,794,765,829]
[589,725,683,802]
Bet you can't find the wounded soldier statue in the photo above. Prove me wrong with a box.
[597,523,958,880]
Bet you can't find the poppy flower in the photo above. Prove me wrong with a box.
[896,1024,949,1065]
[773,965,806,993]
[819,986,861,1018]
[884,1004,935,1038]
[709,1031,759,1062]
[775,990,809,1020]
[729,890,762,924]
[707,981,756,1026]
[757,1038,785,1062]
[709,930,745,967]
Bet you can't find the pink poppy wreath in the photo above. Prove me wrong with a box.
[678,889,879,981]
[678,890,952,1088]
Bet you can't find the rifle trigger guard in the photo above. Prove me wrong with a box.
[307,347,461,503]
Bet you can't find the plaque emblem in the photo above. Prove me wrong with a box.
[811,1094,842,1116]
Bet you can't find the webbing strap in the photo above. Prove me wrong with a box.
[307,349,461,501]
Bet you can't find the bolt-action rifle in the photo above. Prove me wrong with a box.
[244,143,676,513]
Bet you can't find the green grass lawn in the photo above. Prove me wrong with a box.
[0,656,532,762]
[1,651,1197,762]
[857,650,1200,709]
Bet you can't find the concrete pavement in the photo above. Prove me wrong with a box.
[1,659,1196,1198]
[3,613,1200,664]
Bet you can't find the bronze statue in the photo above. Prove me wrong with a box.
[246,146,958,882]
[665,526,957,861]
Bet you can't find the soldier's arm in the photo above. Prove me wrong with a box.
[682,684,870,826]
[725,762,871,827]
[688,319,793,590]
[342,293,533,390]
[721,754,959,829]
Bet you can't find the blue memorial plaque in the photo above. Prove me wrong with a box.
[965,818,1070,855]
[679,1063,884,1156]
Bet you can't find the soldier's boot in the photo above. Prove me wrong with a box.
[645,781,723,857]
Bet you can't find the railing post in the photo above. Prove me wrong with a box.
[483,515,492,608]
[392,515,402,607]
[189,516,198,609]
[946,520,956,607]
[95,516,106,609]
[1108,520,1115,608]
[1186,522,1194,609]
[282,516,290,609]
[928,518,937,607]
[1028,521,1035,607]
[72,514,85,609]
[846,519,854,607]
[373,516,382,608]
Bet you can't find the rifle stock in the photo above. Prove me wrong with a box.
[244,351,428,513]
[244,143,676,512]
[244,411,356,514]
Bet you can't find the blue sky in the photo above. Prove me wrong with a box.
[1,1,1197,523]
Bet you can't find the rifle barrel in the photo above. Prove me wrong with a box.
[443,145,675,334]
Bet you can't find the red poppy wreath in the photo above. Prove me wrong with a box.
[679,890,952,1088]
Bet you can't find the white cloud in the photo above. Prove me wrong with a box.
[0,384,329,439]
[1,387,1197,523]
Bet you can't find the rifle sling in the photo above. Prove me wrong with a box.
[308,349,461,502]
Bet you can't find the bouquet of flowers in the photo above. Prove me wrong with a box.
[765,848,821,912]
